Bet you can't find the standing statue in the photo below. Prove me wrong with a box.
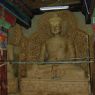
[40,14,76,61]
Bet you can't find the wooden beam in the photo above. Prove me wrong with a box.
[0,1,31,28]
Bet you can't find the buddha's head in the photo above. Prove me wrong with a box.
[49,14,62,35]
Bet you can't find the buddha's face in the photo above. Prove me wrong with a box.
[49,14,62,35]
[50,21,61,35]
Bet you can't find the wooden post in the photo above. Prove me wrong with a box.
[0,51,2,95]
[0,49,7,95]
[92,35,95,95]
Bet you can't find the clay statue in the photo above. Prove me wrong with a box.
[40,14,75,61]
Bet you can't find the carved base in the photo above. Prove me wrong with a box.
[20,80,89,95]
[20,64,90,95]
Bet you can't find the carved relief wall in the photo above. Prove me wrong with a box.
[8,10,94,72]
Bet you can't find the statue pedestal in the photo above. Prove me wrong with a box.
[20,64,90,95]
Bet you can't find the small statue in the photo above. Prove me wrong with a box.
[40,14,75,61]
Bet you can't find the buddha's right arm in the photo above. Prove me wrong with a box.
[40,44,46,61]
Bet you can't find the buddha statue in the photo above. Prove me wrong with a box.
[40,14,76,61]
